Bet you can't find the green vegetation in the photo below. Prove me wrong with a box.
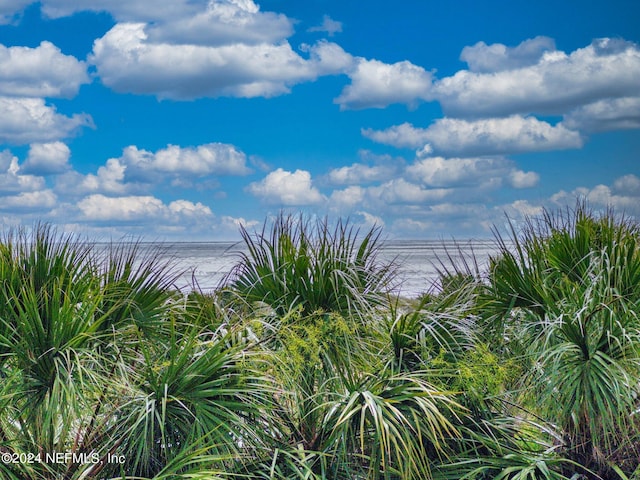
[0,208,638,479]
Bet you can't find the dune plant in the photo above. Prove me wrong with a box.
[0,225,105,474]
[319,368,461,479]
[96,240,183,338]
[482,203,640,478]
[0,224,271,479]
[224,213,397,319]
[104,323,269,477]
[244,324,463,479]
[484,203,640,325]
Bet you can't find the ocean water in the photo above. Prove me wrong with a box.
[151,239,500,298]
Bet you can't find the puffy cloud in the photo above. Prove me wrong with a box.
[77,195,162,221]
[220,215,260,231]
[327,156,400,185]
[24,0,301,46]
[120,143,252,181]
[359,38,639,162]
[563,96,640,132]
[54,142,251,198]
[508,170,539,189]
[0,97,93,145]
[145,0,293,47]
[324,154,540,221]
[587,184,640,214]
[550,173,640,217]
[327,164,392,185]
[168,199,214,217]
[22,142,71,175]
[329,185,366,211]
[501,199,545,219]
[0,41,89,98]
[77,158,128,194]
[90,23,346,100]
[77,194,213,222]
[613,174,640,195]
[308,15,343,36]
[422,116,583,155]
[406,156,539,189]
[368,178,450,205]
[460,36,556,73]
[0,149,45,193]
[335,58,433,110]
[0,190,57,211]
[247,168,325,205]
[304,40,354,74]
[326,156,538,217]
[434,38,640,118]
[362,122,429,149]
[365,116,582,156]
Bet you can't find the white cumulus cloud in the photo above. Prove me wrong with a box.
[508,170,539,189]
[0,149,45,193]
[0,41,89,98]
[78,194,165,221]
[77,194,213,222]
[365,116,583,156]
[0,190,57,211]
[0,97,93,145]
[335,58,433,110]
[422,116,583,155]
[247,168,326,205]
[613,174,640,195]
[90,22,347,100]
[327,160,399,185]
[552,182,640,216]
[460,36,556,73]
[434,38,640,118]
[563,96,640,132]
[168,199,214,217]
[406,156,539,189]
[501,199,545,219]
[22,142,71,175]
[145,0,293,47]
[75,158,129,195]
[120,143,252,181]
[368,178,450,205]
[56,142,251,196]
[362,123,430,149]
[329,185,366,211]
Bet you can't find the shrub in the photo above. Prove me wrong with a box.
[483,203,640,478]
[224,213,397,319]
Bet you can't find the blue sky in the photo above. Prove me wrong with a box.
[0,0,639,240]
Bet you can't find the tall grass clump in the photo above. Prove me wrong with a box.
[219,215,474,479]
[224,213,397,319]
[482,203,640,478]
[0,224,270,479]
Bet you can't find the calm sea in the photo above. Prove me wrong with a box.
[148,240,499,298]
